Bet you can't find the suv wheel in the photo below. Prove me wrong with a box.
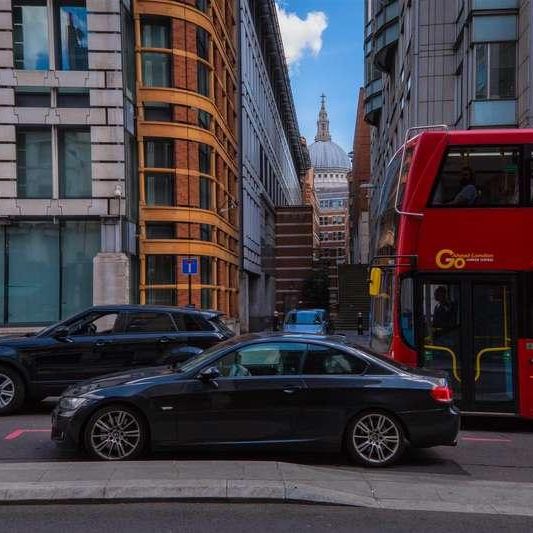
[345,410,405,467]
[84,405,147,461]
[0,366,25,415]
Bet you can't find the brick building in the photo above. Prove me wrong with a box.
[136,0,240,322]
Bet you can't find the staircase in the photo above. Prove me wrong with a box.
[336,265,370,330]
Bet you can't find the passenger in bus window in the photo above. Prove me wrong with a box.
[448,168,478,206]
[432,286,457,341]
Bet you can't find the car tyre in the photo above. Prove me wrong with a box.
[0,366,25,415]
[345,410,406,467]
[84,405,148,461]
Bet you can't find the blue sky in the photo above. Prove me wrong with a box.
[276,1,365,153]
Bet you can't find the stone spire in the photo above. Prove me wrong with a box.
[315,94,332,142]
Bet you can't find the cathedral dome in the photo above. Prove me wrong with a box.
[309,140,351,171]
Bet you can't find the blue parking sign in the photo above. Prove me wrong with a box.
[182,257,198,275]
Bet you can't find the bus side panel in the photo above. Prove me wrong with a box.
[518,339,533,419]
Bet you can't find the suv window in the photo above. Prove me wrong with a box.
[303,344,368,375]
[68,312,121,336]
[215,342,306,377]
[125,312,176,333]
[176,313,210,332]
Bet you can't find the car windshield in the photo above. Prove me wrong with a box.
[286,311,323,325]
[176,337,240,373]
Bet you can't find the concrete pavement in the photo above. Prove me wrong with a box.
[0,459,533,516]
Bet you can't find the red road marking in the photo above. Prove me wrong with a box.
[462,436,512,443]
[4,429,50,441]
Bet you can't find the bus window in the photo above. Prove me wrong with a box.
[370,268,394,354]
[431,146,520,207]
[400,277,415,348]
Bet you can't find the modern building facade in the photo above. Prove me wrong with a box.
[349,87,371,265]
[136,0,240,321]
[309,96,351,313]
[0,0,136,331]
[364,0,533,216]
[239,0,307,331]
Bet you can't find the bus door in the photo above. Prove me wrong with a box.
[417,276,517,414]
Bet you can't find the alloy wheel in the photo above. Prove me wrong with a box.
[89,409,142,460]
[0,373,15,408]
[352,413,401,465]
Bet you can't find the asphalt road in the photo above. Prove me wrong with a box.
[1,503,533,533]
[0,400,532,482]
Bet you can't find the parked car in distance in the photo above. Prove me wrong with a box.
[282,309,332,335]
[52,333,459,466]
[0,305,234,415]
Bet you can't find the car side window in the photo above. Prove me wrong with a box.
[68,312,121,336]
[124,312,177,333]
[180,313,208,332]
[303,344,368,375]
[215,342,307,377]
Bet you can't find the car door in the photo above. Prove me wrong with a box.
[121,311,184,367]
[172,341,308,445]
[298,343,383,443]
[27,310,128,392]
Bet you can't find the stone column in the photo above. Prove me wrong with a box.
[93,252,130,305]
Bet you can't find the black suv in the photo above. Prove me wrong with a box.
[0,305,234,415]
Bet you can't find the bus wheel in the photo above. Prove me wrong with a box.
[345,410,405,467]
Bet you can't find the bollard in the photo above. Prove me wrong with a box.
[357,312,364,335]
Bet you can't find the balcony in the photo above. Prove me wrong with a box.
[364,78,383,126]
[373,0,400,72]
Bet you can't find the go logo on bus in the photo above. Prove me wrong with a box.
[435,249,466,270]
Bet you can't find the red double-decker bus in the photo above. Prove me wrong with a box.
[369,128,533,418]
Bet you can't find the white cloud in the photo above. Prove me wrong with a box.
[275,4,328,69]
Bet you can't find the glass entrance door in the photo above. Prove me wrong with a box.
[419,277,516,413]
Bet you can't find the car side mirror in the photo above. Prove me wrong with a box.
[52,326,72,342]
[198,366,221,383]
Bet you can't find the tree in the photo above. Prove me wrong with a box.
[301,264,330,309]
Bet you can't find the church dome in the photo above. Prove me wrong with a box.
[309,140,351,171]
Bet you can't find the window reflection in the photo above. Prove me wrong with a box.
[13,2,49,70]
[58,2,88,70]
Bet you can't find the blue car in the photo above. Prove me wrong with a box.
[282,309,332,335]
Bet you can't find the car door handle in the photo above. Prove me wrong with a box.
[95,340,112,347]
[159,337,170,344]
[283,386,303,394]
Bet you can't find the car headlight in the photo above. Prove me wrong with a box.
[59,397,88,411]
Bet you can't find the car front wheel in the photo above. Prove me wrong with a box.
[346,411,405,467]
[0,366,25,415]
[84,405,147,461]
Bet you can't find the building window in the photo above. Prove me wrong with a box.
[56,0,88,70]
[0,221,99,324]
[146,255,176,285]
[196,0,209,12]
[15,87,51,107]
[200,256,212,284]
[200,223,212,241]
[199,143,211,174]
[145,139,173,168]
[197,62,210,96]
[59,129,91,198]
[144,139,174,206]
[146,223,175,239]
[57,88,90,107]
[475,42,516,100]
[13,0,49,70]
[200,288,212,309]
[198,110,211,130]
[141,19,171,88]
[146,289,176,306]
[16,129,53,198]
[199,177,211,210]
[144,102,172,121]
[196,27,209,60]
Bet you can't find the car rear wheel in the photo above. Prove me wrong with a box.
[346,411,405,467]
[84,406,147,461]
[0,366,25,415]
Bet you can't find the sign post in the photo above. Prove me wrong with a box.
[181,257,198,306]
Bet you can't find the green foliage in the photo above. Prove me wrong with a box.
[302,265,330,310]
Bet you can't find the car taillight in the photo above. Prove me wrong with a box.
[430,385,453,403]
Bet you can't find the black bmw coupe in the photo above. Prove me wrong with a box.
[52,333,459,467]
